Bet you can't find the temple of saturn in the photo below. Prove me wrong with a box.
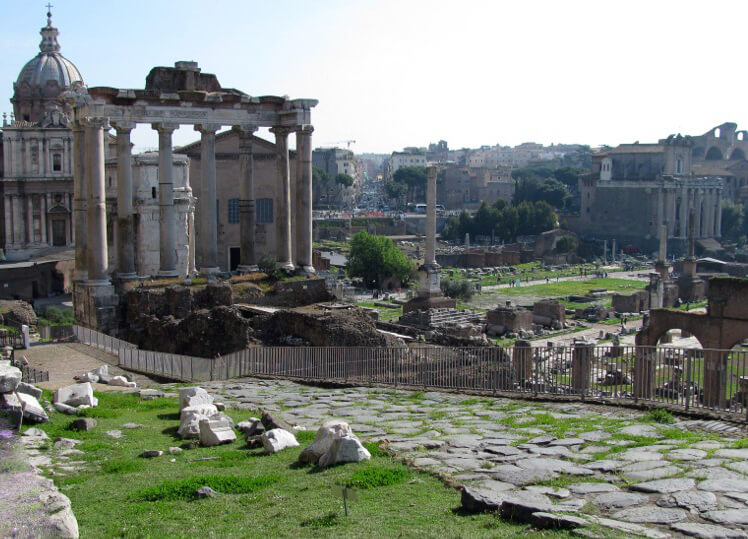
[64,61,317,330]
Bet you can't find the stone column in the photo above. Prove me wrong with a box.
[633,346,655,399]
[425,166,437,267]
[40,194,47,245]
[512,339,533,388]
[153,123,179,277]
[666,189,676,236]
[656,185,664,237]
[83,116,111,284]
[3,196,13,247]
[235,125,258,272]
[571,341,594,395]
[295,125,315,274]
[270,126,294,271]
[678,185,688,238]
[26,196,33,244]
[695,189,704,238]
[195,124,221,276]
[658,224,668,263]
[113,122,136,278]
[716,189,723,238]
[611,239,616,263]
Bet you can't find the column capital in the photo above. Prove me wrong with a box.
[296,124,314,135]
[71,121,85,133]
[233,124,258,137]
[269,126,294,137]
[151,122,179,134]
[111,120,136,133]
[195,123,222,135]
[81,116,110,130]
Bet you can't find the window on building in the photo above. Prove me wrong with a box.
[52,153,62,172]
[257,198,273,224]
[228,198,239,224]
[152,187,157,199]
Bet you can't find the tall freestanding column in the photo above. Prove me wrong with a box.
[716,189,723,238]
[678,185,688,238]
[113,122,136,278]
[695,189,704,238]
[425,166,437,267]
[235,125,258,272]
[83,116,110,284]
[295,125,315,274]
[72,121,87,281]
[153,123,179,277]
[195,124,220,275]
[270,126,294,271]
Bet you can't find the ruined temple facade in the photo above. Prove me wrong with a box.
[572,133,723,254]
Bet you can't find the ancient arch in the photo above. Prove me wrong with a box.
[705,146,724,160]
[730,148,746,161]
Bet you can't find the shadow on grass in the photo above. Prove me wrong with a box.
[161,425,181,439]
[157,413,181,421]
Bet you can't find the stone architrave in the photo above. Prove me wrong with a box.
[270,126,294,272]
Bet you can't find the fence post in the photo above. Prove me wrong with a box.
[633,346,655,402]
[572,341,594,397]
[512,339,532,392]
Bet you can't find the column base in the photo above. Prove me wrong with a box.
[296,265,316,276]
[73,270,89,282]
[199,266,220,276]
[116,272,138,281]
[236,264,259,274]
[279,261,295,273]
[84,278,112,287]
[157,269,179,278]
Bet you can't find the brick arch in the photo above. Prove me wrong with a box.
[636,310,712,348]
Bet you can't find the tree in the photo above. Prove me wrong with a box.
[335,173,354,188]
[384,181,407,206]
[346,231,414,289]
[553,167,585,190]
[721,202,743,242]
[393,166,427,202]
[554,235,577,254]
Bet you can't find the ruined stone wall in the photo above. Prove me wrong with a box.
[234,278,332,308]
[612,290,649,313]
[532,300,566,326]
[486,307,533,332]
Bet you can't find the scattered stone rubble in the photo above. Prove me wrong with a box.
[75,364,137,388]
[298,420,371,468]
[0,357,48,423]
[52,383,98,415]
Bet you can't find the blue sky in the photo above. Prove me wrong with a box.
[3,0,748,153]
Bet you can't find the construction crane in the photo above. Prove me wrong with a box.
[322,139,356,149]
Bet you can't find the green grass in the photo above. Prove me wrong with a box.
[644,408,676,424]
[27,390,569,538]
[496,278,646,299]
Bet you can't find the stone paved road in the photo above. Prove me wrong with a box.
[194,378,748,539]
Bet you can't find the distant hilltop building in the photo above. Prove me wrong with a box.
[566,123,748,254]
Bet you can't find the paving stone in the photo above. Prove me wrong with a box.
[725,461,748,475]
[586,516,671,538]
[578,430,612,441]
[444,434,483,447]
[529,512,587,530]
[667,448,708,461]
[568,482,619,495]
[461,485,548,513]
[611,505,688,524]
[722,492,748,504]
[619,425,662,438]
[629,478,695,494]
[622,465,682,482]
[622,460,670,473]
[670,522,748,539]
[515,457,594,476]
[702,509,748,525]
[657,490,718,511]
[523,485,571,499]
[689,468,747,481]
[549,438,585,447]
[580,445,610,454]
[442,457,483,471]
[698,479,748,492]
[527,435,556,445]
[690,441,727,451]
[593,491,649,510]
[715,449,748,459]
[527,446,577,458]
[489,464,558,486]
[619,449,664,462]
[692,459,727,469]
[483,445,522,457]
[413,457,441,467]
[583,460,624,472]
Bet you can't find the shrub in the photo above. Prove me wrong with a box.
[135,474,281,501]
[257,254,276,275]
[441,279,474,300]
[645,408,675,424]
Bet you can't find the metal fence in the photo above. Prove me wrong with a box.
[0,330,24,349]
[39,325,76,342]
[71,325,748,419]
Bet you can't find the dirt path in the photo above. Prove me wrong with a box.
[19,343,156,391]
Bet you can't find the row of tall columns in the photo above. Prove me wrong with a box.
[72,118,315,281]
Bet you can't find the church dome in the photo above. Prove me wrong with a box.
[12,10,84,122]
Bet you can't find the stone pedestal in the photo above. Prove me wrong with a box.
[73,281,119,334]
[402,264,455,314]
[634,347,656,399]
[571,342,594,394]
[512,340,533,386]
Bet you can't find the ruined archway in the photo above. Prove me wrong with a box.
[705,146,724,160]
[730,148,746,161]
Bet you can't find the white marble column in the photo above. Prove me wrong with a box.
[271,126,294,271]
[295,125,315,274]
[235,125,258,272]
[195,123,221,275]
[153,123,179,277]
[83,116,111,284]
[113,122,137,278]
[72,123,88,281]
